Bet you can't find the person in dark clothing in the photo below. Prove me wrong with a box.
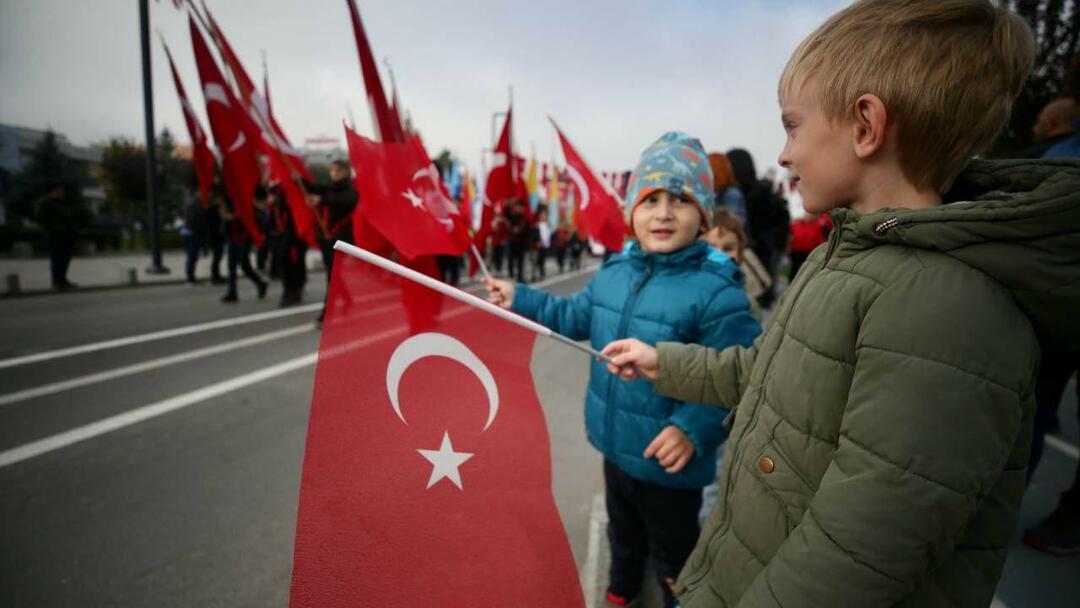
[568,231,584,271]
[436,254,462,286]
[728,148,790,308]
[221,192,268,303]
[505,200,528,282]
[180,195,206,284]
[205,189,227,284]
[490,214,509,273]
[35,183,85,290]
[532,208,551,281]
[553,221,570,273]
[255,198,275,277]
[269,185,307,308]
[308,159,358,323]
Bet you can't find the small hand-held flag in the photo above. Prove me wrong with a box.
[289,243,592,607]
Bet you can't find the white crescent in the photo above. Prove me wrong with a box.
[203,82,231,108]
[386,332,500,431]
[566,164,591,210]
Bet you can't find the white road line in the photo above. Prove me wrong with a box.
[0,265,601,469]
[1046,434,1080,460]
[0,303,321,370]
[580,493,606,608]
[0,324,313,407]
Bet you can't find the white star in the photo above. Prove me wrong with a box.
[417,432,474,490]
[402,188,424,208]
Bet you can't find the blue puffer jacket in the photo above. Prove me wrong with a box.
[511,240,762,488]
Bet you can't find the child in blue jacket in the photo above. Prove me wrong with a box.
[484,132,761,608]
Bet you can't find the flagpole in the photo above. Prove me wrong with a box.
[334,242,613,364]
[469,243,492,282]
[140,0,169,276]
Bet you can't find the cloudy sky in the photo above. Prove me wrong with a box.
[1,0,846,179]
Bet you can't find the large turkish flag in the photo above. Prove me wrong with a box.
[289,252,585,607]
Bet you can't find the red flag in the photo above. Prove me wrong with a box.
[343,125,470,260]
[551,119,627,252]
[345,0,401,142]
[202,9,319,247]
[290,252,585,606]
[470,108,515,276]
[162,39,216,207]
[189,17,263,247]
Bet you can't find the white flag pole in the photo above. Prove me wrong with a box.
[469,242,493,282]
[333,241,612,364]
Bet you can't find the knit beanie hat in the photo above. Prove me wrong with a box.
[624,132,715,229]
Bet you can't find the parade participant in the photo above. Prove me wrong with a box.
[602,2,1080,606]
[308,159,358,324]
[35,181,85,291]
[180,194,206,285]
[269,184,307,308]
[553,220,571,273]
[484,132,761,608]
[205,188,226,284]
[728,148,789,307]
[708,153,747,228]
[533,207,552,281]
[220,188,268,303]
[505,200,529,282]
[490,212,509,273]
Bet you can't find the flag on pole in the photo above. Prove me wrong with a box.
[470,107,515,276]
[345,0,401,142]
[289,246,586,607]
[550,118,628,252]
[201,7,318,246]
[189,17,263,246]
[162,38,216,206]
[343,125,470,260]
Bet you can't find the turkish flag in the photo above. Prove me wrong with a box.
[189,17,264,247]
[343,125,470,260]
[552,120,628,252]
[290,252,585,606]
[162,40,216,207]
[203,9,319,247]
[470,108,515,277]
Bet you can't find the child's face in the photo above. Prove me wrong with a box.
[631,190,702,254]
[778,79,861,214]
[701,227,742,263]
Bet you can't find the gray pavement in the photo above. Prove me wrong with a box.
[0,249,325,295]
[0,255,1076,608]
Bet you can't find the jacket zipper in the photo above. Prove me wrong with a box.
[604,259,654,456]
[823,212,844,263]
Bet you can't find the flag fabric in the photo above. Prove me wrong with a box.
[526,155,539,208]
[189,17,263,246]
[289,251,586,607]
[345,0,401,143]
[162,39,216,207]
[551,120,628,252]
[470,108,515,276]
[460,168,473,230]
[202,8,319,247]
[343,125,470,260]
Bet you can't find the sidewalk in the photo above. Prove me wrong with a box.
[0,249,325,296]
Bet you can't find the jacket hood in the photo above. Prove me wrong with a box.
[831,159,1080,352]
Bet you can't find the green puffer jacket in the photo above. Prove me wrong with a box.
[656,159,1080,607]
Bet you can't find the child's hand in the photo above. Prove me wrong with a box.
[482,277,515,309]
[602,339,659,381]
[645,425,695,474]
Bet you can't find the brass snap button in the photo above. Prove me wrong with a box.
[758,456,776,474]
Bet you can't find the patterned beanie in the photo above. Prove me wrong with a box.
[624,132,715,230]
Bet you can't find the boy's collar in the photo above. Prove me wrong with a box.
[623,239,709,265]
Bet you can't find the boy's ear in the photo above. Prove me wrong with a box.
[851,93,888,159]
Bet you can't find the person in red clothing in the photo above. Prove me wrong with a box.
[787,212,832,279]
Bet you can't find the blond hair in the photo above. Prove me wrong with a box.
[779,0,1034,192]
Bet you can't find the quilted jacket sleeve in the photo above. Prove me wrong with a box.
[510,280,594,342]
[667,283,762,453]
[735,267,1038,607]
[654,335,761,410]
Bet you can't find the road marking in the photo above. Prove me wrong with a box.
[0,324,314,407]
[1046,435,1080,460]
[580,493,606,608]
[0,265,601,469]
[0,303,321,370]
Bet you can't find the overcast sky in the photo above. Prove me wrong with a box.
[0,0,846,179]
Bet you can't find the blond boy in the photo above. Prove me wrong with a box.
[604,1,1080,606]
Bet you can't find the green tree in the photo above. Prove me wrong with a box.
[97,137,146,231]
[992,0,1080,156]
[156,128,190,226]
[10,130,86,228]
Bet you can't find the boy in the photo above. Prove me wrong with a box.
[484,132,761,608]
[604,2,1080,606]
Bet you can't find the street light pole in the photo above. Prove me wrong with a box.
[140,0,168,275]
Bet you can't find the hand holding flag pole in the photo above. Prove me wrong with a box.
[334,241,612,364]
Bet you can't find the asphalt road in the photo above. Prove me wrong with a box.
[0,262,1076,607]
